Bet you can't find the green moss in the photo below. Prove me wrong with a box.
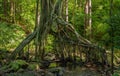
[0,60,28,72]
[49,63,57,68]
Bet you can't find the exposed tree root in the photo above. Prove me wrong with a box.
[10,31,37,59]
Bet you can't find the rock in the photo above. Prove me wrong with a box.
[48,67,65,76]
[0,71,5,76]
[40,60,51,69]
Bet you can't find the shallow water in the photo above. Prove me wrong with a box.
[64,66,101,76]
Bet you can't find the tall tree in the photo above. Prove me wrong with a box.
[84,0,92,40]
[10,0,56,60]
[65,0,68,22]
[110,0,114,74]
[34,0,40,59]
[3,0,8,17]
[10,0,76,59]
[36,0,54,60]
[10,0,15,23]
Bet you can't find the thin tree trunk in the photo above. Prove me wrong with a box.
[84,0,92,40]
[84,0,89,37]
[78,0,82,8]
[110,0,114,74]
[34,0,40,30]
[88,0,92,40]
[34,0,40,60]
[10,0,15,23]
[3,0,7,17]
[65,0,68,22]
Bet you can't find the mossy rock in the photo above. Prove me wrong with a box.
[49,63,57,68]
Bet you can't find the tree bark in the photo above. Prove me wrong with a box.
[84,0,92,40]
[3,0,8,17]
[34,0,40,60]
[10,0,15,23]
[65,0,68,22]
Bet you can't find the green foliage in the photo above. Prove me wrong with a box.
[68,1,84,36]
[27,63,39,70]
[0,49,10,65]
[1,60,28,72]
[93,22,110,45]
[45,35,55,53]
[19,0,36,31]
[49,63,57,68]
[0,0,119,51]
[0,22,25,50]
[92,0,110,45]
[112,73,119,76]
[110,14,120,49]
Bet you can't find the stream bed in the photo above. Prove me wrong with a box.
[3,64,106,76]
[64,66,102,76]
[3,67,103,76]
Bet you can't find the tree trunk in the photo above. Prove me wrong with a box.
[10,0,15,23]
[110,0,114,74]
[84,0,92,40]
[36,0,54,60]
[10,0,108,68]
[65,0,68,22]
[3,0,8,17]
[34,0,40,60]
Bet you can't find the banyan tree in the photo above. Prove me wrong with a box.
[10,0,109,69]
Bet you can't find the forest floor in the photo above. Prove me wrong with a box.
[0,49,120,76]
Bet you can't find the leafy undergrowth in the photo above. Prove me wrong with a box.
[0,60,40,73]
[113,65,120,76]
[0,22,25,50]
[0,59,64,76]
[1,60,28,72]
[113,73,120,76]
